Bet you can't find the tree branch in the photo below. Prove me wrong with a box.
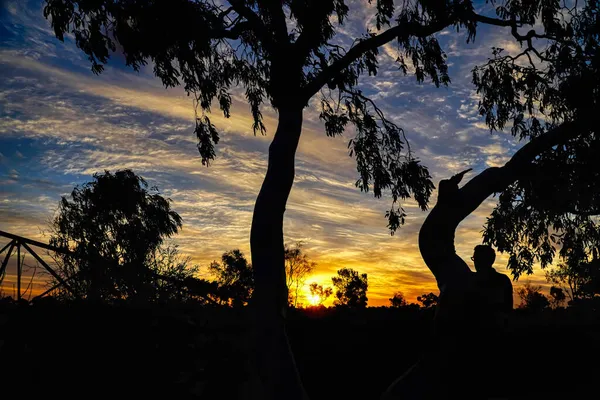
[470,12,555,42]
[293,3,336,65]
[227,0,275,50]
[303,18,451,99]
[218,6,235,20]
[469,12,521,28]
[303,10,560,101]
[457,121,582,221]
[214,20,251,40]
[261,0,289,45]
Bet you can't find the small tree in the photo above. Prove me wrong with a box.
[545,249,600,304]
[516,283,550,312]
[209,249,254,307]
[285,242,315,307]
[549,286,566,309]
[50,170,182,302]
[416,292,439,309]
[389,292,407,308]
[308,282,332,307]
[147,244,222,304]
[331,268,368,308]
[545,262,586,303]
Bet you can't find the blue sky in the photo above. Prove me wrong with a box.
[0,0,548,305]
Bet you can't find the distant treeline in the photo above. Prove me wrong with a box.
[3,169,598,313]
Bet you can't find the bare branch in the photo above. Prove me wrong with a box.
[214,20,251,40]
[470,12,556,42]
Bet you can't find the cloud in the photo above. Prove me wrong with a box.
[479,142,512,167]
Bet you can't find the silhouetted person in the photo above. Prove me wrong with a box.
[472,245,512,315]
[436,245,513,334]
[467,245,514,397]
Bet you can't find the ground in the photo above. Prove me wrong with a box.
[0,300,598,399]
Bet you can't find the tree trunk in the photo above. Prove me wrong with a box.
[249,107,309,400]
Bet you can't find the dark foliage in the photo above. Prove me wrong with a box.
[549,286,566,308]
[308,282,333,306]
[416,291,439,309]
[331,268,368,308]
[546,252,600,303]
[477,2,600,278]
[49,170,194,303]
[209,249,254,307]
[517,283,550,313]
[389,291,407,308]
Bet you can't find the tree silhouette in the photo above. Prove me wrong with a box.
[416,292,438,309]
[545,250,600,304]
[43,1,600,397]
[389,292,407,308]
[545,261,586,303]
[49,170,183,302]
[285,242,315,307]
[549,286,566,309]
[209,249,254,307]
[331,268,368,308]
[145,244,222,304]
[472,4,600,279]
[308,282,332,306]
[517,283,550,312]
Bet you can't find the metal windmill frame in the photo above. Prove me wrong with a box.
[0,230,79,301]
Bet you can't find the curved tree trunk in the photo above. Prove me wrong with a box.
[382,121,580,400]
[249,107,309,400]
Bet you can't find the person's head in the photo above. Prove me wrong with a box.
[472,245,495,272]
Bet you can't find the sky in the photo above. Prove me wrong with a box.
[0,0,551,306]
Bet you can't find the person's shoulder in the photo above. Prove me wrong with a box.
[496,271,513,286]
[491,269,511,281]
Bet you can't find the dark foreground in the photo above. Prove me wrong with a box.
[1,300,599,399]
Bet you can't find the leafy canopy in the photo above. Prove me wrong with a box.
[331,267,368,308]
[545,250,600,302]
[416,291,438,309]
[309,282,333,306]
[475,2,600,278]
[516,282,550,312]
[50,169,183,301]
[42,0,484,230]
[389,291,407,308]
[43,1,600,263]
[209,249,254,306]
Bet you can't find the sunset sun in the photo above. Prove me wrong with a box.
[307,294,321,306]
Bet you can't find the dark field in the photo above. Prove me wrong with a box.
[1,301,599,399]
